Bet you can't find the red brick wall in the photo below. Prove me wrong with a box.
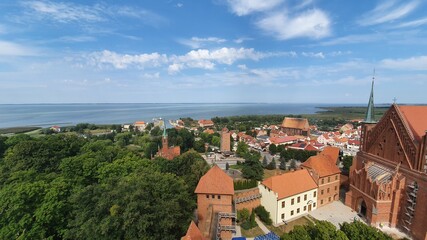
[318,174,340,207]
[234,188,261,212]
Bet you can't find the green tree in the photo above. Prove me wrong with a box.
[342,156,353,173]
[279,157,287,170]
[269,144,277,154]
[289,159,297,170]
[262,156,268,168]
[236,141,249,157]
[242,153,263,181]
[194,139,206,153]
[211,135,220,147]
[266,158,276,170]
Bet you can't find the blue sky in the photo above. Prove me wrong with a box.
[0,0,426,104]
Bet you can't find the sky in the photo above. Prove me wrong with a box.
[0,0,427,104]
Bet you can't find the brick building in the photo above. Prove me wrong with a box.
[156,126,180,160]
[194,165,236,239]
[281,117,310,136]
[345,81,427,240]
[220,128,231,153]
[181,221,205,240]
[301,152,341,207]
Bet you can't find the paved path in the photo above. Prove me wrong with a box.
[255,217,270,234]
[309,201,358,228]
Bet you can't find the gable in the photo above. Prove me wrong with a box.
[365,105,418,169]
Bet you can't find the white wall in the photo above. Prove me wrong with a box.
[260,184,318,225]
[258,184,278,224]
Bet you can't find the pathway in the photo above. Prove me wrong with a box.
[255,217,270,234]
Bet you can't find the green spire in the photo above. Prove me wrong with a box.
[162,119,167,137]
[364,72,375,123]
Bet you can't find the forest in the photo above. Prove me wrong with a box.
[0,133,209,240]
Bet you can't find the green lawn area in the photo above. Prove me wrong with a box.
[302,106,388,120]
[266,216,312,236]
[240,225,265,238]
[229,164,243,170]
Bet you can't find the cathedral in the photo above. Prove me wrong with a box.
[345,80,427,240]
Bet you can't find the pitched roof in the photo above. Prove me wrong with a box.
[320,146,340,162]
[398,105,427,142]
[304,144,319,151]
[302,154,341,177]
[195,165,234,195]
[182,221,205,240]
[281,117,309,130]
[261,169,317,199]
[269,136,298,145]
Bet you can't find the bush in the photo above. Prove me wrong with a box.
[238,208,257,230]
[234,179,258,190]
[254,206,272,225]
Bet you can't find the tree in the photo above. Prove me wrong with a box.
[236,141,249,157]
[226,162,230,170]
[269,144,277,155]
[266,158,276,170]
[279,157,287,170]
[262,156,268,168]
[211,136,220,147]
[242,154,263,181]
[342,155,353,173]
[0,136,7,158]
[340,220,392,240]
[289,159,297,170]
[194,139,206,153]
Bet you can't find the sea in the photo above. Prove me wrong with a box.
[0,103,358,129]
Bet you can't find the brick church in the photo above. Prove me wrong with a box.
[345,80,427,240]
[156,123,180,160]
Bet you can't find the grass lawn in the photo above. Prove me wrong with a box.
[263,169,287,179]
[240,225,265,238]
[266,216,312,236]
[229,164,243,170]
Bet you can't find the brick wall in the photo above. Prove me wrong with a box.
[234,187,261,212]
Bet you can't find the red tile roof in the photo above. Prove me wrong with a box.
[398,105,427,142]
[320,146,340,162]
[304,144,319,151]
[182,221,205,240]
[195,165,234,195]
[262,169,317,199]
[281,117,309,130]
[301,154,341,177]
[269,136,298,145]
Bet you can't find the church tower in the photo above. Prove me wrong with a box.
[162,120,168,148]
[360,71,377,152]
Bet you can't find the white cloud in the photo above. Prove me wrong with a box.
[233,37,252,44]
[381,55,427,71]
[178,37,227,49]
[256,9,331,40]
[393,17,427,28]
[358,0,420,26]
[168,63,184,74]
[302,52,325,58]
[58,35,96,42]
[176,3,184,8]
[88,50,168,69]
[0,41,39,56]
[237,64,247,70]
[23,1,103,23]
[225,0,284,16]
[315,33,382,46]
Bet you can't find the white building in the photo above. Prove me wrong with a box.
[259,169,318,225]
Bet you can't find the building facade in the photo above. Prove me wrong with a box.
[156,126,180,160]
[345,82,427,240]
[259,169,318,225]
[194,165,236,240]
[220,128,231,152]
[281,117,310,136]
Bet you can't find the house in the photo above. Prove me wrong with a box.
[320,146,340,165]
[195,165,235,239]
[301,154,341,208]
[50,125,61,133]
[259,169,318,225]
[281,117,310,136]
[198,119,214,128]
[269,136,298,146]
[134,121,146,131]
[345,82,427,240]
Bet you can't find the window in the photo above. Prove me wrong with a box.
[291,198,294,205]
[218,195,221,200]
[297,196,300,203]
[212,195,215,198]
[321,200,323,204]
[304,194,307,201]
[313,203,316,207]
[335,186,338,191]
[328,177,330,182]
[329,197,331,202]
[314,191,317,197]
[206,194,209,198]
[335,175,338,180]
[321,190,324,195]
[282,201,285,208]
[297,208,300,214]
[327,188,330,193]
[321,178,324,184]
[291,210,294,216]
[304,206,307,211]
[281,213,285,219]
